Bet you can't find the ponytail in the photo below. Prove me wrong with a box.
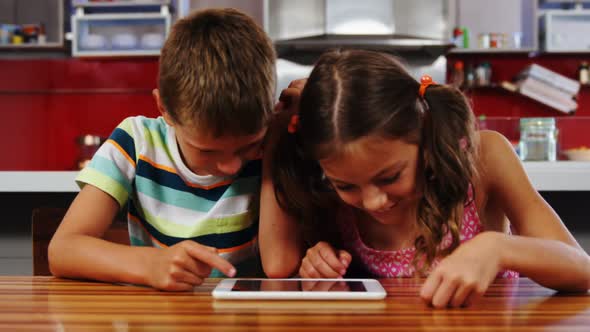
[413,84,478,273]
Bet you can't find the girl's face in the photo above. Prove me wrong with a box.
[319,135,420,225]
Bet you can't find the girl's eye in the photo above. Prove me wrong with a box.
[335,184,356,192]
[377,173,400,185]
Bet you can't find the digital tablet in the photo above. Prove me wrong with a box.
[212,278,386,300]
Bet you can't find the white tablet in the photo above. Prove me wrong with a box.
[212,278,386,300]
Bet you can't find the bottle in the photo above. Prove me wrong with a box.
[519,118,557,161]
[38,23,46,44]
[464,63,475,89]
[578,61,589,85]
[452,27,464,48]
[451,61,465,89]
[461,27,470,49]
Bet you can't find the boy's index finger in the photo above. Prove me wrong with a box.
[184,242,236,277]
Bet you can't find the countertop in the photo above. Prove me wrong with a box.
[0,161,589,192]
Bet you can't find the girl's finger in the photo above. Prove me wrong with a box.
[463,285,486,307]
[300,259,321,279]
[450,283,474,308]
[337,250,352,267]
[310,249,345,277]
[420,272,442,303]
[431,277,460,309]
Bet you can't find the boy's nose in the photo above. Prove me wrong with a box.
[217,157,242,175]
[361,186,388,211]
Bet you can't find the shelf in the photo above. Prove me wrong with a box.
[449,48,538,54]
[72,0,170,7]
[1,163,589,192]
[0,43,64,50]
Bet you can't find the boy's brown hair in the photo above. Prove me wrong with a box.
[158,8,276,136]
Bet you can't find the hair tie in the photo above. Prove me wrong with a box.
[418,75,436,98]
[287,114,299,133]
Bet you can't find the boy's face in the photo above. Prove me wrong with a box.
[153,89,266,176]
[173,123,265,176]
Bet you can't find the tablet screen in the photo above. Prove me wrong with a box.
[231,279,367,292]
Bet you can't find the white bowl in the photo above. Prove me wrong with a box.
[563,148,590,161]
[111,33,138,49]
[80,34,107,50]
[140,33,164,49]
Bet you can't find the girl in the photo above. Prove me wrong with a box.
[259,49,590,308]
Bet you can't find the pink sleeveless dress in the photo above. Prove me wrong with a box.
[337,186,519,278]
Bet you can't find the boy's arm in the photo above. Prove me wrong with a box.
[480,130,590,291]
[48,185,235,290]
[48,184,154,285]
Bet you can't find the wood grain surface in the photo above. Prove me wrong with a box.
[0,277,588,331]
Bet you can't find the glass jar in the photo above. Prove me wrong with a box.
[519,118,557,161]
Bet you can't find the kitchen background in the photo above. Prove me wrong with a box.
[0,0,589,274]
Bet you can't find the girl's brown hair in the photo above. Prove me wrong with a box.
[271,49,478,271]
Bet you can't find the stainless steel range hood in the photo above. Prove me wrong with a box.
[274,34,453,65]
[266,0,454,65]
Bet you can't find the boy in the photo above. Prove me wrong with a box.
[48,8,276,291]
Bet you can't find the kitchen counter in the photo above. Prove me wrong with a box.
[0,162,589,192]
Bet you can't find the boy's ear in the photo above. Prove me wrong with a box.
[152,89,173,126]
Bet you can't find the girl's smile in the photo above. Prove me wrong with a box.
[319,135,420,225]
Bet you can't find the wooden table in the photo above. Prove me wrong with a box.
[0,277,589,331]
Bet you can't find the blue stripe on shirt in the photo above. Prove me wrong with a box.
[128,201,258,248]
[109,128,136,162]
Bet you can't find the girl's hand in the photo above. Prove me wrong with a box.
[299,241,352,278]
[420,232,503,308]
[274,79,307,114]
[145,240,236,291]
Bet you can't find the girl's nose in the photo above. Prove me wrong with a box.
[361,186,388,211]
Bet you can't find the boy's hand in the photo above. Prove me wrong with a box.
[299,241,352,278]
[146,240,236,291]
[420,232,502,308]
[274,79,307,114]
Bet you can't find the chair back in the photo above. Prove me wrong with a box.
[31,207,129,275]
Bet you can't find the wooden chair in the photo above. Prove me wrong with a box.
[31,207,129,276]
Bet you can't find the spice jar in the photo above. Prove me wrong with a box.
[519,118,557,161]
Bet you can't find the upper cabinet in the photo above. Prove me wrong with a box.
[451,0,590,54]
[70,0,171,57]
[450,0,538,53]
[0,0,65,49]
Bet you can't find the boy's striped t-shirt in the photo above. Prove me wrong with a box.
[76,116,262,277]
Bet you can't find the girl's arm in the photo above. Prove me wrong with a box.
[480,130,590,291]
[259,107,305,278]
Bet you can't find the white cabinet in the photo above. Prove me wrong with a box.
[71,0,171,57]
